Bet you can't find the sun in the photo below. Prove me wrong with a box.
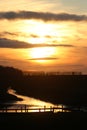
[29,47,56,63]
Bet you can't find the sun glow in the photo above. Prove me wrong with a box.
[29,47,56,63]
[18,20,67,44]
[22,20,55,36]
[29,37,46,44]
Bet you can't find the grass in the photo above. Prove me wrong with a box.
[0,112,87,129]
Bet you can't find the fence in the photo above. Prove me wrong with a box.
[0,104,69,113]
[0,104,85,113]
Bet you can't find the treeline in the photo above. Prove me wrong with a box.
[0,65,87,106]
[0,66,23,103]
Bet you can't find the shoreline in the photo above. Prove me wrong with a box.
[0,112,87,129]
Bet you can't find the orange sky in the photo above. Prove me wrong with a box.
[0,0,87,73]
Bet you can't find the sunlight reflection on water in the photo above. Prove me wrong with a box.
[7,88,66,113]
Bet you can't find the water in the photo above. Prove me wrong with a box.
[6,88,65,113]
[3,88,87,113]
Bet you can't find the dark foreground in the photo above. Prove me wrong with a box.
[0,112,87,129]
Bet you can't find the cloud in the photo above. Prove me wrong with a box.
[28,57,59,60]
[0,38,30,48]
[3,31,18,36]
[49,44,74,47]
[0,11,87,21]
[0,32,19,38]
[0,32,40,39]
[30,34,39,38]
[0,38,74,49]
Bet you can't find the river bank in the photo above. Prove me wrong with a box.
[0,112,87,129]
[0,65,87,107]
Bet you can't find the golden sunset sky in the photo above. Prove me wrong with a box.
[0,0,87,73]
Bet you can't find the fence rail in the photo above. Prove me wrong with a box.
[0,104,86,113]
[0,105,65,113]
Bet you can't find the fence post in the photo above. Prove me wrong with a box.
[25,105,26,112]
[44,106,46,112]
[53,107,54,113]
[39,108,41,112]
[50,106,52,112]
[5,107,7,113]
[21,106,22,113]
[15,109,17,113]
[62,105,63,112]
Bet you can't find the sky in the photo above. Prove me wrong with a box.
[0,0,87,73]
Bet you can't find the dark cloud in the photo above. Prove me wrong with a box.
[3,31,18,36]
[0,32,19,38]
[45,35,52,38]
[50,44,74,47]
[30,34,39,38]
[0,38,30,48]
[0,31,39,39]
[0,11,87,21]
[29,57,58,60]
[0,38,74,49]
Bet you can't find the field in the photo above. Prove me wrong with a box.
[0,112,87,129]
